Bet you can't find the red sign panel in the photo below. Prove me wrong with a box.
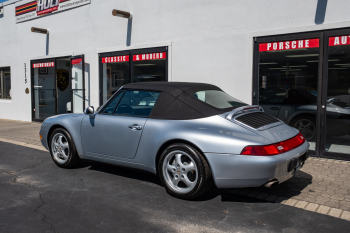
[102,55,129,63]
[32,62,55,68]
[259,39,319,52]
[71,58,82,65]
[329,36,350,46]
[37,6,58,16]
[133,52,166,61]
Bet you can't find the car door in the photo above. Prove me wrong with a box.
[259,89,285,117]
[81,89,161,159]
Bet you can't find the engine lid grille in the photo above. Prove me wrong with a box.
[235,112,280,129]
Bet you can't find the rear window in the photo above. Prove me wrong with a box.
[194,90,247,109]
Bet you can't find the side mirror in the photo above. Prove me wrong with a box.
[84,106,95,119]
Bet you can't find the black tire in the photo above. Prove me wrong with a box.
[158,143,212,200]
[289,115,316,141]
[49,128,80,168]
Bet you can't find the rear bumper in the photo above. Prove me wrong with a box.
[205,141,309,188]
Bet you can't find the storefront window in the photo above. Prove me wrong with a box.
[102,55,130,103]
[258,38,320,151]
[324,35,350,154]
[0,67,11,99]
[100,47,168,105]
[133,52,167,83]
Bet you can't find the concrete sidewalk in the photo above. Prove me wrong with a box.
[0,118,349,221]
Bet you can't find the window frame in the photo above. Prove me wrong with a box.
[98,90,125,115]
[0,67,11,100]
[98,89,161,118]
[98,46,168,106]
[253,31,324,158]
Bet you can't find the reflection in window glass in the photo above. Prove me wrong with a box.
[102,55,129,103]
[258,39,320,151]
[102,91,124,114]
[114,90,160,117]
[0,67,11,99]
[324,36,350,155]
[194,90,246,109]
[133,52,166,83]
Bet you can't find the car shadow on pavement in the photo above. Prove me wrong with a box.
[192,170,313,203]
[249,170,313,199]
[83,160,163,187]
[77,160,313,203]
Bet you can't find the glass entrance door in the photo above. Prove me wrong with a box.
[322,31,350,159]
[256,36,321,154]
[255,30,350,160]
[70,55,85,113]
[32,56,86,121]
[32,60,56,121]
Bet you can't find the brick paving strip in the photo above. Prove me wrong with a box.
[0,119,349,221]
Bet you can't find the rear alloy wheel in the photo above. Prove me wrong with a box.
[49,128,80,168]
[158,143,212,199]
[290,116,316,141]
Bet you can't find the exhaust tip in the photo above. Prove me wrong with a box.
[264,180,279,188]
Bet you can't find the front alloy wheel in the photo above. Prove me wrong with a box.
[51,133,70,164]
[49,128,80,168]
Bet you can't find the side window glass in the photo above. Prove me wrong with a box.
[114,90,160,117]
[101,91,124,114]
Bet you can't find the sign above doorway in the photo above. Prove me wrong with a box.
[259,38,319,52]
[15,0,91,24]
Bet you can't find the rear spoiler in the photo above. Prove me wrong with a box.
[223,105,264,120]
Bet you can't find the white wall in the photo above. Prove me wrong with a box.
[1,0,350,121]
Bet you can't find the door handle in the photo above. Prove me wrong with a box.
[128,124,142,130]
[270,107,280,110]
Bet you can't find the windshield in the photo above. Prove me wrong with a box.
[194,90,247,109]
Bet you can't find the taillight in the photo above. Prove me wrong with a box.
[240,133,305,156]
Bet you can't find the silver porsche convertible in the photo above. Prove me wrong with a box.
[39,82,309,199]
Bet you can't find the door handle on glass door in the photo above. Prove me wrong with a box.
[128,124,142,130]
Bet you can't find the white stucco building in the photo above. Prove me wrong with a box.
[1,0,350,160]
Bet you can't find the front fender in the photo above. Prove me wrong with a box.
[40,114,86,157]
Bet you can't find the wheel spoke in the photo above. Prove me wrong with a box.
[61,151,68,159]
[58,135,63,145]
[183,162,195,172]
[172,176,180,186]
[175,154,183,166]
[62,143,69,150]
[182,175,195,188]
[167,163,176,173]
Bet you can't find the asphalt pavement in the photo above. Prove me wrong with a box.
[0,141,349,233]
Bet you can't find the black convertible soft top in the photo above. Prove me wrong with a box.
[122,82,237,120]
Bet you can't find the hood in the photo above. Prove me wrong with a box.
[43,113,84,123]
